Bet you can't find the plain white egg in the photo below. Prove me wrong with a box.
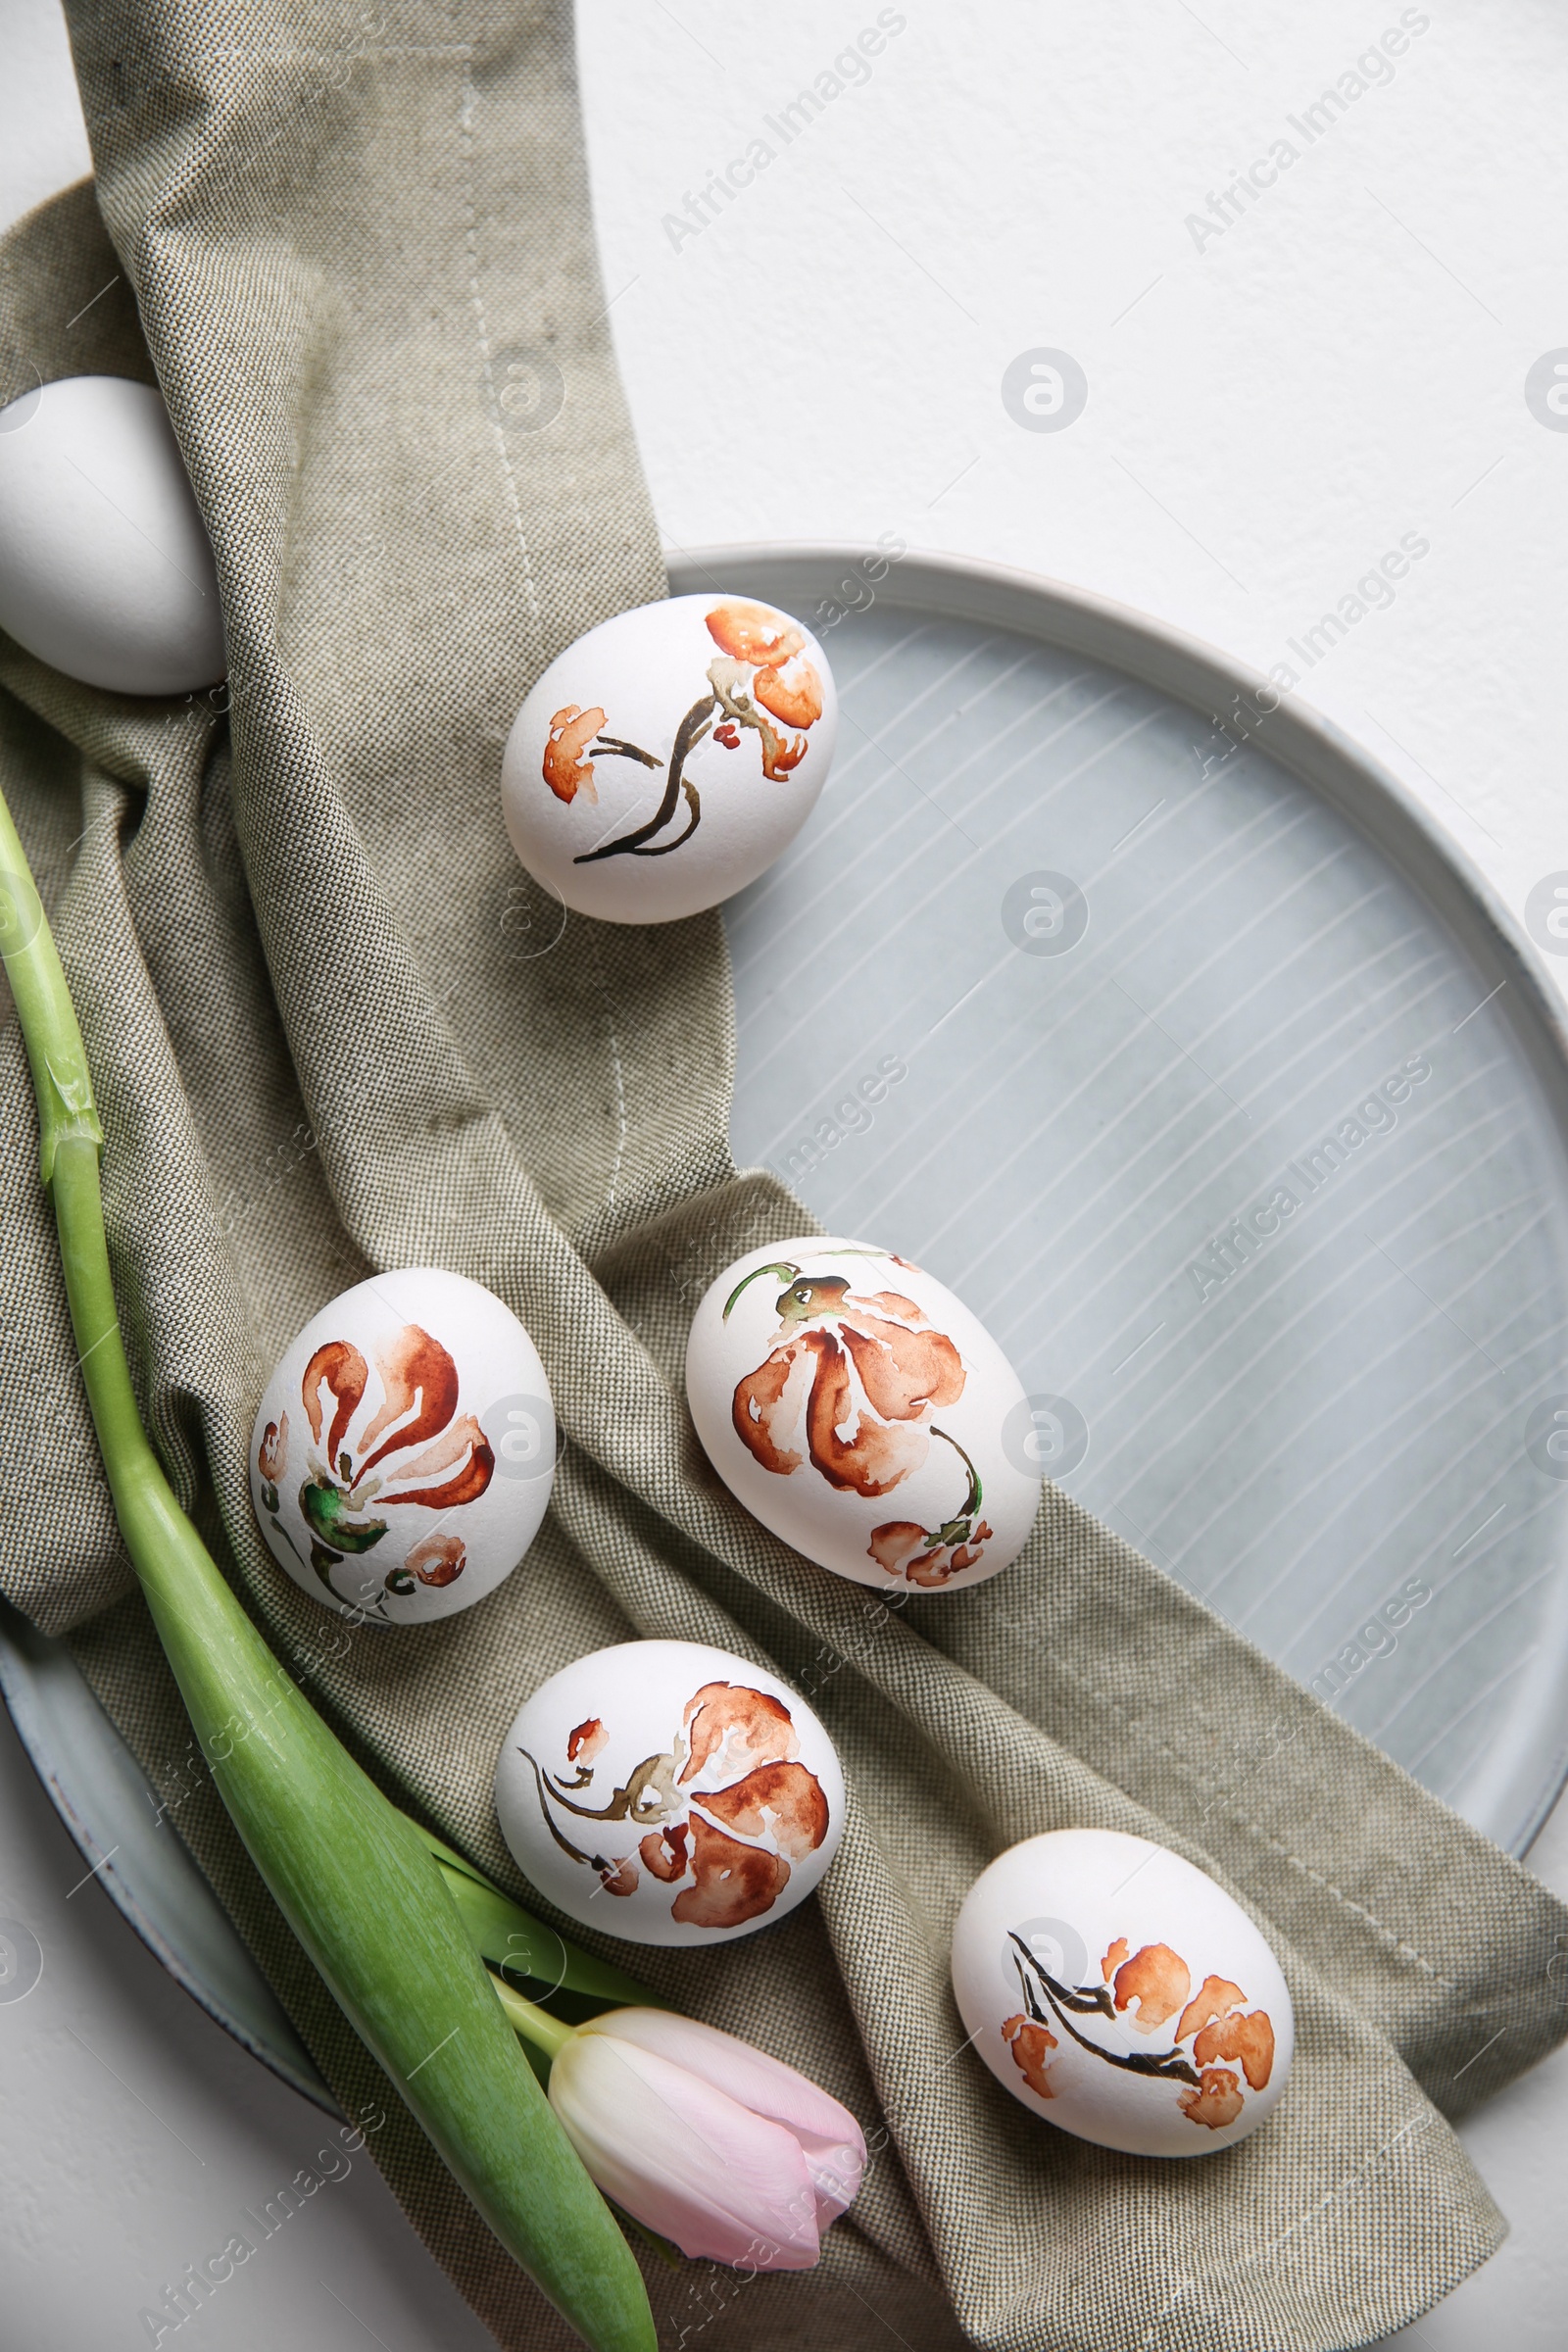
[501,593,836,922]
[685,1237,1041,1592]
[494,1639,846,1945]
[250,1269,555,1625]
[0,374,223,695]
[951,1829,1296,2156]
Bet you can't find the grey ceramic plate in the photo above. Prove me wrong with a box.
[684,544,1568,1858]
[4,545,1566,2112]
[0,1599,336,2110]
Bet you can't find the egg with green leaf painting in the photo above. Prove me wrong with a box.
[250,1269,554,1623]
[685,1237,1040,1592]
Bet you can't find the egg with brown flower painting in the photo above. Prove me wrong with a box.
[685,1237,1041,1592]
[951,1829,1295,2156]
[494,1641,846,1945]
[249,1268,555,1624]
[501,594,836,922]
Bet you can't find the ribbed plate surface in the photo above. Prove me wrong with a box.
[5,549,1564,2122]
[690,547,1568,1855]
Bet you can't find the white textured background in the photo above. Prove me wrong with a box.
[1,1,1565,2345]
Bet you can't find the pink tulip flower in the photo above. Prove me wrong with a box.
[546,2006,866,2269]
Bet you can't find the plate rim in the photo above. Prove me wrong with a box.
[674,539,1568,1858]
[0,1598,338,2115]
[670,541,1568,1147]
[2,546,1561,2124]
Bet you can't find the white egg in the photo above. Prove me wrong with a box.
[500,593,836,923]
[0,375,223,695]
[494,1639,845,1945]
[250,1269,555,1625]
[951,1829,1296,2156]
[685,1237,1041,1592]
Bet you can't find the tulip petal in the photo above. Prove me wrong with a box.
[581,2009,865,2231]
[356,1324,462,1468]
[549,2027,822,2269]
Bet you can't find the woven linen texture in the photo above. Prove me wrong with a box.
[0,9,1565,2348]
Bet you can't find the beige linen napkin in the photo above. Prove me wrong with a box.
[1,10,1565,2348]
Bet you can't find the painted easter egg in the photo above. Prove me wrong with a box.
[250,1269,555,1624]
[951,1829,1295,2156]
[685,1237,1041,1592]
[0,375,223,694]
[494,1639,845,1945]
[500,593,836,923]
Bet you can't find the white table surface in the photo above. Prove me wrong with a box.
[2,2,1565,2345]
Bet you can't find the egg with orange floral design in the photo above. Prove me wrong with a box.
[494,1641,846,1945]
[500,594,836,923]
[951,1829,1295,2156]
[250,1269,555,1624]
[685,1238,1041,1592]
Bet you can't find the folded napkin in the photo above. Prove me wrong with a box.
[2,9,1565,2347]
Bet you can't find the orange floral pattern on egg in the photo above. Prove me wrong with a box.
[722,1253,995,1587]
[1002,1922,1276,2132]
[257,1323,492,1616]
[537,599,828,863]
[517,1680,831,1931]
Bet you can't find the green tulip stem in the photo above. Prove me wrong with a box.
[492,1974,574,2061]
[0,789,655,2352]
